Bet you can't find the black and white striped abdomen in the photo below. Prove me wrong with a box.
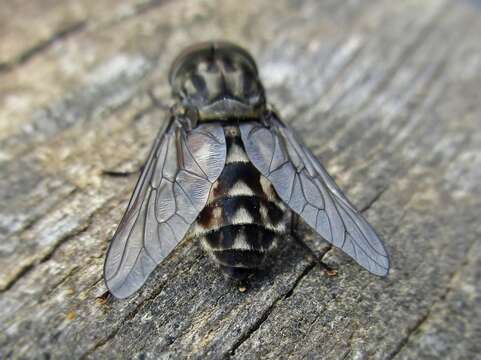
[191,125,287,280]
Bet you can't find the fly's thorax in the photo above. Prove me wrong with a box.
[169,42,266,121]
[190,125,287,278]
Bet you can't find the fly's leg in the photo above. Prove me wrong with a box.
[102,165,144,178]
[96,291,115,305]
[102,90,169,179]
[290,213,337,276]
[102,170,138,177]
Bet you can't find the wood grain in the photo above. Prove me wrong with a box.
[1,0,480,359]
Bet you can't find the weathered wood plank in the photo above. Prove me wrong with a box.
[0,0,169,145]
[1,0,481,359]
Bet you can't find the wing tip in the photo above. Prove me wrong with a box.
[103,276,138,299]
[103,260,137,300]
[372,264,390,278]
[370,254,391,277]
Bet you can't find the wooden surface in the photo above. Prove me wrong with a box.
[1,0,481,359]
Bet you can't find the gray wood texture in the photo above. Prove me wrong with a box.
[1,0,480,359]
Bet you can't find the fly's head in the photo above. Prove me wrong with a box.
[169,41,266,121]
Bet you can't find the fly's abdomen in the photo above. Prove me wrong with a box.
[191,125,287,280]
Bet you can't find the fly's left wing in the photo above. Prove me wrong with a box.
[240,116,390,276]
[104,121,226,298]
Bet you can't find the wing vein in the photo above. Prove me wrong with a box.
[104,122,227,298]
[240,117,389,277]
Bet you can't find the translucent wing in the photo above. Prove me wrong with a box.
[240,116,390,276]
[104,119,226,298]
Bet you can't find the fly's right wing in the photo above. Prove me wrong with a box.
[104,119,226,298]
[240,116,390,276]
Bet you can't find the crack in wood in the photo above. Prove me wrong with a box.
[338,329,358,360]
[226,261,317,359]
[133,0,173,17]
[226,186,389,357]
[0,186,130,299]
[0,60,157,164]
[314,0,451,160]
[360,185,389,213]
[0,220,91,293]
[0,21,87,72]
[380,145,481,359]
[357,0,451,115]
[2,185,78,243]
[385,233,480,360]
[80,187,391,359]
[90,0,174,32]
[81,252,204,358]
[2,1,481,358]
